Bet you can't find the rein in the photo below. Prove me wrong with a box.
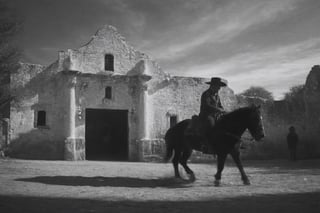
[222,131,241,141]
[219,130,255,142]
[218,108,257,142]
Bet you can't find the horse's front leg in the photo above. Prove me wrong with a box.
[230,148,250,185]
[214,153,227,186]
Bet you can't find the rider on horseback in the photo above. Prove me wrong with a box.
[184,77,227,154]
[199,77,227,153]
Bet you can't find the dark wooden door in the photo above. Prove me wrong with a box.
[85,109,128,161]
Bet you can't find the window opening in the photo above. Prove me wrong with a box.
[104,54,114,71]
[105,86,112,99]
[37,110,46,126]
[170,115,177,128]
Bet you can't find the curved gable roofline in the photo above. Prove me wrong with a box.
[58,25,167,77]
[78,25,143,56]
[94,25,123,39]
[79,25,121,48]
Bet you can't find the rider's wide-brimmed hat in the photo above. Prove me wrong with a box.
[206,77,227,87]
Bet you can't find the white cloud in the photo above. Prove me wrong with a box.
[149,0,298,61]
[173,38,320,99]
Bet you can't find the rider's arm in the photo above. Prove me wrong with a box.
[204,94,224,113]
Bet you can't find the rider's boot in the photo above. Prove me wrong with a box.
[201,137,215,154]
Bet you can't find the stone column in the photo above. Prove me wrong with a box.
[138,82,149,139]
[63,74,85,161]
[138,61,152,140]
[64,75,77,160]
[127,60,152,161]
[137,75,154,161]
[67,76,76,138]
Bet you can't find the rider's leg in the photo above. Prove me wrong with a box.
[201,116,215,154]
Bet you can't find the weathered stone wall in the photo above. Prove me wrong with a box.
[149,77,238,138]
[8,26,165,161]
[236,65,320,160]
[305,65,320,129]
[9,66,148,161]
[13,25,320,161]
[142,76,238,159]
[59,25,164,78]
[149,77,205,139]
[9,63,67,159]
[72,73,145,161]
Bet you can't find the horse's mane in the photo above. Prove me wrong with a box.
[227,106,254,116]
[217,106,255,125]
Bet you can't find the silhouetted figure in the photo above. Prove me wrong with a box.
[287,126,298,161]
[199,77,227,154]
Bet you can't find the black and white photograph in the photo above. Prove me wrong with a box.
[0,0,319,212]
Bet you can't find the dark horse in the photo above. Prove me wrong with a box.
[164,105,265,186]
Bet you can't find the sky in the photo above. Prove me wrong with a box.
[9,0,320,99]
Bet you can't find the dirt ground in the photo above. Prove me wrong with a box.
[0,158,319,213]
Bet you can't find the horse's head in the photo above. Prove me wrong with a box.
[247,105,265,141]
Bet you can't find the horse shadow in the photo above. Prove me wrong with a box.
[15,176,193,188]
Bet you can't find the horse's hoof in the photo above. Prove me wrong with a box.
[173,177,185,183]
[243,179,251,185]
[188,174,196,182]
[214,180,221,187]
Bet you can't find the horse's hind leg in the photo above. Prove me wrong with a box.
[230,148,250,185]
[180,149,195,181]
[214,153,227,186]
[172,149,182,178]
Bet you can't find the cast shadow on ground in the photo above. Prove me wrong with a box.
[15,176,194,188]
[1,192,320,213]
[243,160,320,176]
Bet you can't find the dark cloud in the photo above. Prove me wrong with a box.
[10,0,227,65]
[13,0,107,43]
[6,0,320,98]
[11,0,148,64]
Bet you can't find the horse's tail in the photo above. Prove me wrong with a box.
[163,119,190,163]
[163,128,174,163]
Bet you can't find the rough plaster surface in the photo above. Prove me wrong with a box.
[305,65,320,125]
[8,24,320,161]
[8,26,238,161]
[148,76,237,139]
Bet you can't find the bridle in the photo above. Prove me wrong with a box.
[222,131,255,142]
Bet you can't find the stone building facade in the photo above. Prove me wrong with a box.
[236,65,320,160]
[8,25,237,161]
[305,65,320,128]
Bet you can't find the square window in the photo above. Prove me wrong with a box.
[37,110,46,126]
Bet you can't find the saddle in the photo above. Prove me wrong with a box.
[184,115,214,153]
[184,115,205,137]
